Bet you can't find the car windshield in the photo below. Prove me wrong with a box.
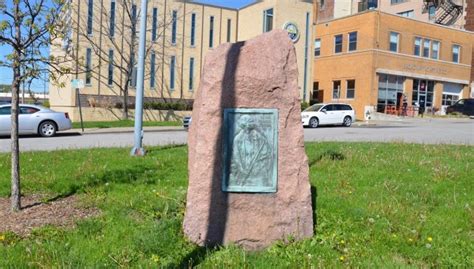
[304,104,324,112]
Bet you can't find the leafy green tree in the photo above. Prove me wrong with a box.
[0,0,70,211]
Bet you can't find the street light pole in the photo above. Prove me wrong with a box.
[131,0,148,156]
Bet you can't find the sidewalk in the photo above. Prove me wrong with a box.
[66,126,185,135]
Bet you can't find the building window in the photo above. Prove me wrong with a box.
[368,0,378,9]
[333,80,341,99]
[131,4,137,37]
[391,0,407,4]
[85,48,92,85]
[423,39,430,58]
[428,5,436,20]
[442,94,459,106]
[170,56,176,90]
[414,37,421,56]
[108,49,114,86]
[377,74,405,112]
[314,38,321,56]
[109,1,115,37]
[150,52,156,88]
[348,32,357,51]
[452,45,460,63]
[397,10,414,18]
[152,8,158,41]
[87,0,93,35]
[389,32,399,52]
[190,13,196,46]
[226,19,232,43]
[346,80,355,99]
[209,16,214,48]
[431,41,439,60]
[189,57,194,91]
[171,10,177,45]
[263,8,273,33]
[442,83,462,106]
[334,34,343,53]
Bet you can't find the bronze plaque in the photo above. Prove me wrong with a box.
[222,108,278,193]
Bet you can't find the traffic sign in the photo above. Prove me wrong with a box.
[71,79,84,89]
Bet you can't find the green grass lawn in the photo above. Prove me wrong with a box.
[71,120,181,129]
[0,143,472,268]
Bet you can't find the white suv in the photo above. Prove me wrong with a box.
[301,103,355,128]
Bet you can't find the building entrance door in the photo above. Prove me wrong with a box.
[412,79,434,110]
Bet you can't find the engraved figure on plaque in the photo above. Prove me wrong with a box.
[222,109,278,193]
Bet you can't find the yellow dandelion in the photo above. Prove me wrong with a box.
[340,240,345,244]
[408,238,413,242]
[427,237,433,242]
[339,256,345,261]
[0,235,5,241]
[392,234,397,238]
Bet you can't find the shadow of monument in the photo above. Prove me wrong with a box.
[204,41,244,246]
[311,186,318,232]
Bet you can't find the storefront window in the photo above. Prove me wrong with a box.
[442,94,459,106]
[377,74,405,112]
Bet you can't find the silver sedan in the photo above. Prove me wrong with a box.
[0,104,72,137]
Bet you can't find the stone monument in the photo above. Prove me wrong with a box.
[183,30,313,250]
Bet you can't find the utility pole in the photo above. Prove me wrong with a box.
[131,0,148,156]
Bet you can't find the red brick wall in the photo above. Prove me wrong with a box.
[317,0,335,22]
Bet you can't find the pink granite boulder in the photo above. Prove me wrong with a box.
[183,30,313,250]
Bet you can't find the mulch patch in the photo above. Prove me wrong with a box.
[0,194,100,236]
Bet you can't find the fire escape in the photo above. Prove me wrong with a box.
[424,0,463,26]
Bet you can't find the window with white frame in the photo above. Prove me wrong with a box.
[414,37,421,56]
[346,80,355,99]
[431,41,439,60]
[348,32,357,51]
[333,80,341,99]
[452,44,460,63]
[389,32,399,52]
[263,8,273,33]
[423,39,430,58]
[334,34,342,53]
[314,38,321,56]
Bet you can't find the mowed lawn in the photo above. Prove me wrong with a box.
[0,143,472,268]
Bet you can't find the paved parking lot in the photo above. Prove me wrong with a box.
[304,118,474,145]
[0,118,472,152]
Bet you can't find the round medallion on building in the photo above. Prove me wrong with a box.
[283,22,300,43]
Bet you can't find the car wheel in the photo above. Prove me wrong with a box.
[309,117,319,128]
[38,121,57,137]
[343,116,352,127]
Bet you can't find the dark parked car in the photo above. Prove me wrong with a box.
[446,99,474,116]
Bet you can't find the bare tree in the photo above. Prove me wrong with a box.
[0,0,70,211]
[75,0,183,119]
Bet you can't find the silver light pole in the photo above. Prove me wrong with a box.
[131,0,148,156]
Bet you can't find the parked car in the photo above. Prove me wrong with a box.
[446,98,474,116]
[0,104,72,137]
[301,103,355,128]
[183,116,192,129]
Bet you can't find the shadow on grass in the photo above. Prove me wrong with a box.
[311,185,318,232]
[308,149,345,167]
[171,246,217,268]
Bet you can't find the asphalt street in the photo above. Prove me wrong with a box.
[0,118,472,153]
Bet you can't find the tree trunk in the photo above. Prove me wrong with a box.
[11,2,21,212]
[123,85,129,120]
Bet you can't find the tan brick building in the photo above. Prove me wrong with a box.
[49,0,314,120]
[312,10,474,119]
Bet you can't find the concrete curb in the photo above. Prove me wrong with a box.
[66,126,186,135]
